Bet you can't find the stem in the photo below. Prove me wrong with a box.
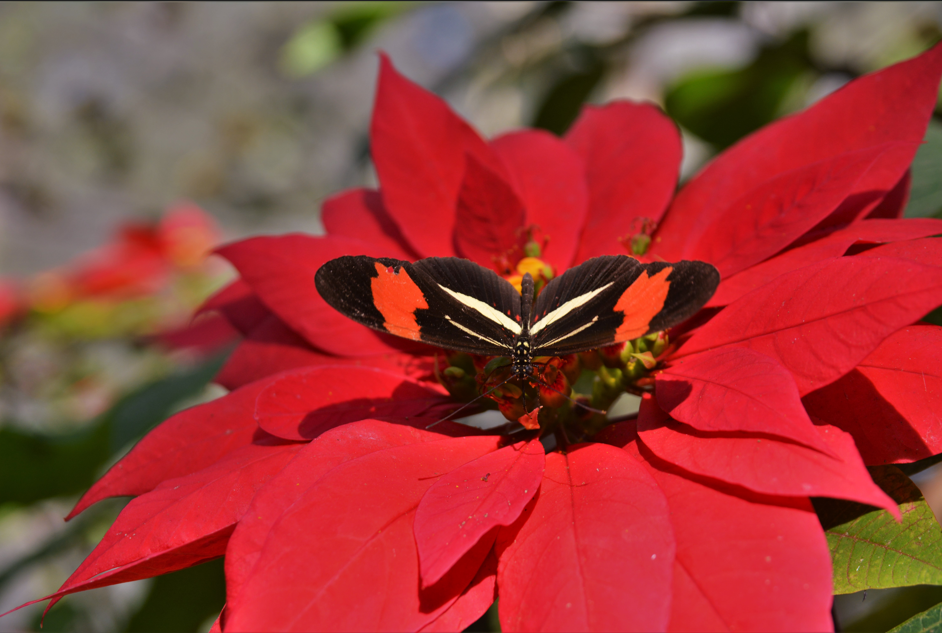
[553,426,570,452]
[605,412,639,426]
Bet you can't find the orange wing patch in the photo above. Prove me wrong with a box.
[370,262,429,341]
[613,267,672,340]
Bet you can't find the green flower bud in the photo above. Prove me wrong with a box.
[484,356,512,375]
[651,332,668,357]
[631,233,651,256]
[442,366,465,380]
[631,351,657,370]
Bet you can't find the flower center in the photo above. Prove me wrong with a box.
[436,229,676,442]
[434,327,672,442]
[619,217,657,257]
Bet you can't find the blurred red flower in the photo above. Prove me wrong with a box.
[27,201,220,312]
[0,279,21,329]
[10,201,236,353]
[10,45,942,632]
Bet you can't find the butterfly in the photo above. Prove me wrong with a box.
[314,254,719,383]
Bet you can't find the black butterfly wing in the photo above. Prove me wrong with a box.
[530,255,719,357]
[315,255,522,356]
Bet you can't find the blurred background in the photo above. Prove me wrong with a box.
[0,2,941,631]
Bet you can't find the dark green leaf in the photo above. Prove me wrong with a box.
[122,557,226,633]
[923,306,942,327]
[889,599,942,633]
[905,118,942,219]
[31,599,81,633]
[464,599,500,632]
[889,603,942,633]
[532,55,606,136]
[332,3,410,50]
[0,422,110,504]
[814,466,942,594]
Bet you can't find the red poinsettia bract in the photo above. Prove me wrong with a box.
[9,45,942,632]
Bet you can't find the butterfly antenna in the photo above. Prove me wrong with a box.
[425,374,516,429]
[531,376,608,415]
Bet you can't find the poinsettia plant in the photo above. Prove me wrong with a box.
[6,43,942,632]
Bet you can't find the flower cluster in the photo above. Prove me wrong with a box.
[8,45,942,631]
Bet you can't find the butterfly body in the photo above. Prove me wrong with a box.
[509,273,535,380]
[314,254,720,381]
[511,336,534,381]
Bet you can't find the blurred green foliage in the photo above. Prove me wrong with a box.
[280,21,344,78]
[122,558,226,633]
[664,30,814,150]
[908,119,942,328]
[0,352,226,632]
[31,558,226,633]
[0,352,226,506]
[0,422,110,505]
[0,502,115,592]
[906,119,942,219]
[532,50,606,136]
[35,600,82,633]
[466,600,501,632]
[279,2,411,78]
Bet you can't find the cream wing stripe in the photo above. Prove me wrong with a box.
[530,282,613,335]
[445,316,507,348]
[540,316,598,348]
[438,285,522,335]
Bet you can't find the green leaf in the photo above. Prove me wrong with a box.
[889,600,942,633]
[814,466,942,594]
[905,118,942,219]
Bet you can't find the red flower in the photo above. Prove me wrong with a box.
[9,46,942,631]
